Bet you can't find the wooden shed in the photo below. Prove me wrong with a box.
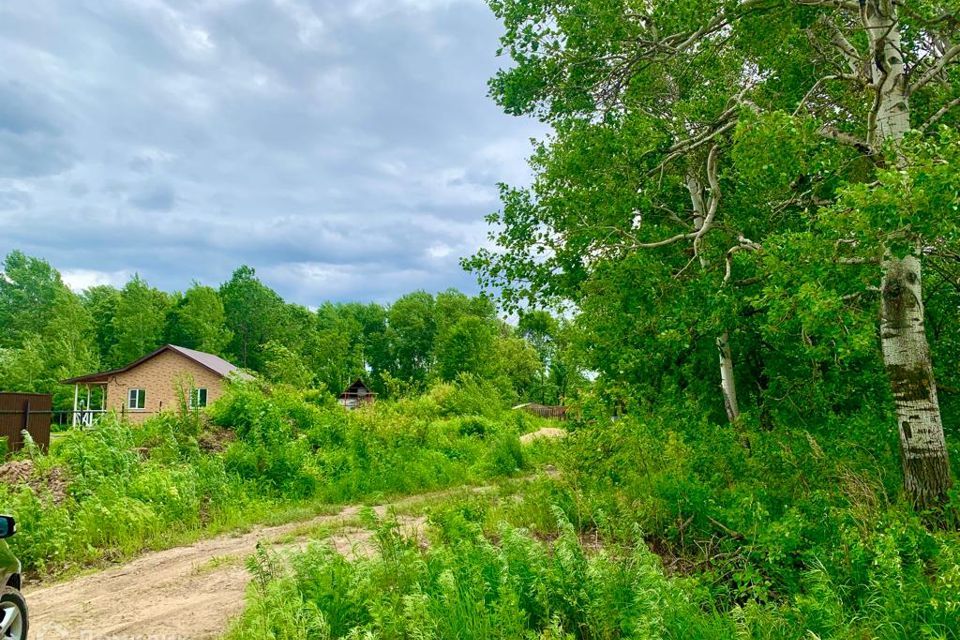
[339,379,376,410]
[0,392,52,452]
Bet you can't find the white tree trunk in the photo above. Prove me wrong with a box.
[865,0,910,145]
[881,255,953,506]
[717,331,740,423]
[686,168,741,423]
[686,172,706,234]
[863,1,952,505]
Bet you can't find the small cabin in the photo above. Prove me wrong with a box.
[339,379,376,410]
[62,345,251,425]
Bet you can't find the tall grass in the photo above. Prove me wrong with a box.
[228,411,960,639]
[0,380,550,578]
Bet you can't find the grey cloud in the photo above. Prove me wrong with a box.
[0,82,75,177]
[0,187,32,211]
[129,183,177,211]
[0,131,75,178]
[0,0,544,303]
[0,82,60,135]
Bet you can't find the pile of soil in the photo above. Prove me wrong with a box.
[0,460,32,485]
[198,426,236,453]
[0,459,70,504]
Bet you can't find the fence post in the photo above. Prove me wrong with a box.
[19,399,30,451]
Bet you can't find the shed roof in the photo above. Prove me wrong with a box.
[62,345,252,384]
[341,378,375,396]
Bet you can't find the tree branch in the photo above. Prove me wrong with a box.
[793,74,864,115]
[818,124,875,155]
[819,14,866,77]
[911,44,960,93]
[920,95,960,131]
[724,237,762,285]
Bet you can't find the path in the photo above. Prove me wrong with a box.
[25,497,433,640]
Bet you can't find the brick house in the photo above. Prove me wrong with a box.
[63,345,251,425]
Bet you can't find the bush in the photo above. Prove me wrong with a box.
[228,407,960,639]
[2,379,559,577]
[227,511,734,640]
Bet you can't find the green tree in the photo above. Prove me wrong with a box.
[166,283,233,355]
[308,302,368,393]
[82,285,121,363]
[0,251,65,347]
[435,316,498,381]
[383,291,437,388]
[469,0,960,504]
[219,266,286,370]
[262,340,315,388]
[110,275,172,366]
[0,252,99,406]
[492,330,542,401]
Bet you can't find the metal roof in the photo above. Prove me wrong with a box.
[62,345,253,384]
[341,378,375,395]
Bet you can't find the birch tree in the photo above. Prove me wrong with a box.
[468,0,960,504]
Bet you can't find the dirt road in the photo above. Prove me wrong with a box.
[25,500,428,640]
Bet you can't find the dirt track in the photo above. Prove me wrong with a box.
[25,500,428,640]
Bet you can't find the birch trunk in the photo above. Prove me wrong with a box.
[687,168,741,424]
[717,331,740,423]
[865,0,910,145]
[881,256,952,506]
[860,1,953,504]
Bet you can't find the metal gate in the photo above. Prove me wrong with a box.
[0,392,52,453]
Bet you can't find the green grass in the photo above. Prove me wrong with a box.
[0,380,560,581]
[225,412,960,640]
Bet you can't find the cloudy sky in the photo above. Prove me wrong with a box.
[0,0,542,304]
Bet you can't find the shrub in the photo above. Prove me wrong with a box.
[2,380,558,577]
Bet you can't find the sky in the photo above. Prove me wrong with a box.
[0,0,543,305]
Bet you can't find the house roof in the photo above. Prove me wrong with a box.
[62,345,252,384]
[341,378,375,396]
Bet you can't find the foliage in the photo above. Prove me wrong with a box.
[165,283,233,356]
[0,253,99,406]
[0,381,552,577]
[0,252,572,409]
[109,275,172,367]
[231,411,960,639]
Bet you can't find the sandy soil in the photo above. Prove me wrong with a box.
[25,500,428,640]
[519,427,567,444]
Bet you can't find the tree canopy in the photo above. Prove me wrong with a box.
[467,0,960,505]
[0,252,580,410]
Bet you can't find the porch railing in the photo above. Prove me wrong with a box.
[73,409,109,428]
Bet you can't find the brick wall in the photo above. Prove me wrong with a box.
[103,350,226,422]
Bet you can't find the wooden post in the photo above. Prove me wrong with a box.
[20,400,29,451]
[72,383,79,427]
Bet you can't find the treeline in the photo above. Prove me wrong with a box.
[0,251,581,407]
[466,0,960,507]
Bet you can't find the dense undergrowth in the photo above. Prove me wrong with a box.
[0,377,546,577]
[228,409,960,640]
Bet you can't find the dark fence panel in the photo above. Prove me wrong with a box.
[514,403,569,420]
[0,392,52,452]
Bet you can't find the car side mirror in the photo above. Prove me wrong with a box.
[0,515,15,539]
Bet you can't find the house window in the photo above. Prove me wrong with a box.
[128,388,146,410]
[190,388,208,409]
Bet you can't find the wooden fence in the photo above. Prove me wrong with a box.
[513,403,569,420]
[0,392,52,453]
